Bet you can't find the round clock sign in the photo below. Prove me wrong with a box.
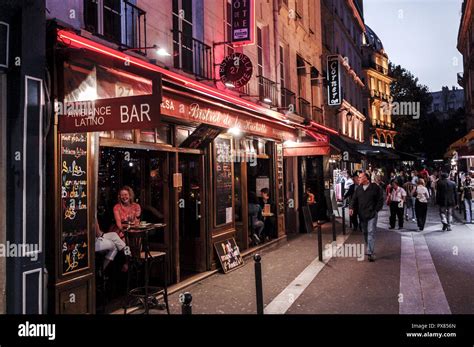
[219,53,253,88]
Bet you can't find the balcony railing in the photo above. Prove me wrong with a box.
[172,29,214,81]
[297,97,311,119]
[237,83,250,97]
[84,0,148,55]
[258,75,278,105]
[280,87,296,111]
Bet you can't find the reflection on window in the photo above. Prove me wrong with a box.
[140,129,156,143]
[114,130,134,141]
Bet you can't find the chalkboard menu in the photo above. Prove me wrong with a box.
[60,133,89,274]
[214,137,233,226]
[214,238,244,273]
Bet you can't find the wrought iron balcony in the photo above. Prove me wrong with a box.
[84,0,148,55]
[258,75,278,105]
[297,97,311,119]
[172,29,214,81]
[280,87,296,111]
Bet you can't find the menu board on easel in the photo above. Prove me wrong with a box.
[215,137,233,226]
[60,133,89,275]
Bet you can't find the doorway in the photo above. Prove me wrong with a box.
[178,153,206,279]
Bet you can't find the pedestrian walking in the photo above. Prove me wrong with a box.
[436,172,458,231]
[460,176,473,224]
[387,180,407,229]
[403,180,416,222]
[412,178,430,231]
[349,172,384,262]
[343,172,359,231]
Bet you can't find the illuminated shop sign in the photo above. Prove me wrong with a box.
[231,0,255,45]
[327,55,341,106]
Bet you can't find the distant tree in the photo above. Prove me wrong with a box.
[389,63,432,155]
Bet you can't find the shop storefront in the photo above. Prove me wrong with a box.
[46,28,298,313]
[283,135,331,230]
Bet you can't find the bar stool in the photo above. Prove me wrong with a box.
[123,228,170,314]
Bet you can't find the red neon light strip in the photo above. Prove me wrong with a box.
[57,30,286,123]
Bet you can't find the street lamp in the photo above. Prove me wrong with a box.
[345,110,354,122]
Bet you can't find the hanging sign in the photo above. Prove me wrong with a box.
[327,55,342,106]
[219,53,253,88]
[231,0,254,45]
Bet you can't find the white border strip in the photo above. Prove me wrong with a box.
[0,22,9,68]
[22,268,43,314]
[23,76,44,256]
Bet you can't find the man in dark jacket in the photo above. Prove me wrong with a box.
[349,172,384,262]
[436,173,458,231]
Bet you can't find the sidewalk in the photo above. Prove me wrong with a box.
[147,203,473,315]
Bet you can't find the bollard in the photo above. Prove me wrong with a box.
[317,223,323,262]
[332,214,336,242]
[179,292,193,315]
[254,254,264,315]
[342,205,346,235]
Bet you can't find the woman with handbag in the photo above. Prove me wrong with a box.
[412,179,430,231]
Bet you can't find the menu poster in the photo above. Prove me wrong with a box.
[276,144,285,214]
[215,137,233,226]
[60,133,89,274]
[214,238,244,273]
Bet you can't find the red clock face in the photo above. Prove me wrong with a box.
[219,53,253,88]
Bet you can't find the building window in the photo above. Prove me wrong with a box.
[84,0,146,51]
[225,0,234,55]
[172,0,212,80]
[257,27,263,77]
[173,0,194,73]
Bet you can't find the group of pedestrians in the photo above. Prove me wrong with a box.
[343,166,468,262]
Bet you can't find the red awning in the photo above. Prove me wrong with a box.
[283,139,330,157]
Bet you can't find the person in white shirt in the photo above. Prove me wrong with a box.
[387,179,407,229]
[412,178,430,231]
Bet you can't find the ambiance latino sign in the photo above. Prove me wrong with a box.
[327,55,341,106]
[57,95,160,133]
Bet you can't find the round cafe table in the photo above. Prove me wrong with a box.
[124,223,169,314]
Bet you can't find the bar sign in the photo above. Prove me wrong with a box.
[327,55,341,106]
[232,0,254,45]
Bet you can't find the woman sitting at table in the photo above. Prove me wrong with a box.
[110,186,142,240]
[95,220,126,271]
